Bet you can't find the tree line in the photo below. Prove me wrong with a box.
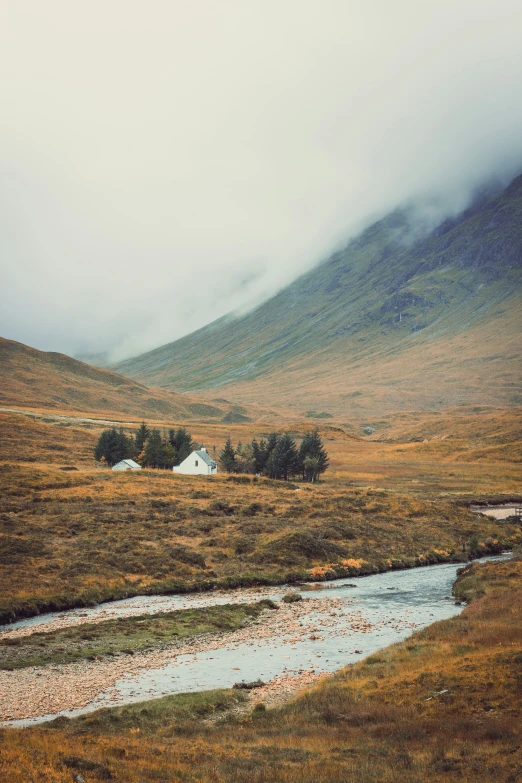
[95,424,329,482]
[94,424,197,468]
[219,430,329,482]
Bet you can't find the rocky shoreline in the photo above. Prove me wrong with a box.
[0,595,382,723]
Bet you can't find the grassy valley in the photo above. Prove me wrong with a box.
[0,203,520,782]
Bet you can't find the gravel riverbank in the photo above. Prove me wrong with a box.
[0,595,381,722]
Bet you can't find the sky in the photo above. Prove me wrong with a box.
[1,1,522,362]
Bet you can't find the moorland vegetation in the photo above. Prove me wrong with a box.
[1,406,520,625]
[0,364,521,783]
[0,337,273,423]
[1,457,519,624]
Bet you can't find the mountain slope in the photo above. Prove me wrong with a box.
[114,174,522,418]
[0,337,268,422]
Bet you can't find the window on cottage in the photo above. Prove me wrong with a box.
[195,460,199,466]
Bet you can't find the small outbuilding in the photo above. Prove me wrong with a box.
[173,448,217,476]
[112,459,142,471]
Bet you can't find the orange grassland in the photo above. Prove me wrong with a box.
[0,400,521,782]
[1,407,521,622]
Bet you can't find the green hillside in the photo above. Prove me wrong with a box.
[114,174,522,418]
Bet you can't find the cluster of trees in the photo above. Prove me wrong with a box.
[95,423,329,481]
[219,430,329,482]
[94,424,196,469]
[94,428,135,467]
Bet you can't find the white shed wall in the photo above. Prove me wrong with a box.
[173,452,217,475]
[112,460,141,471]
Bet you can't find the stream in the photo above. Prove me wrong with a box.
[0,554,510,727]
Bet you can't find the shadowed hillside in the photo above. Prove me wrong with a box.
[0,337,272,423]
[114,174,522,418]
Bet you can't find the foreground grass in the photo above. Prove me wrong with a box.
[0,600,276,670]
[59,687,248,733]
[1,554,520,782]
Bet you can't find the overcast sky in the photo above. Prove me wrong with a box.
[1,1,522,361]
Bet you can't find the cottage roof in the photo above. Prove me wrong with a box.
[120,459,141,468]
[195,449,216,468]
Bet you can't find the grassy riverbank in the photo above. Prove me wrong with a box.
[0,600,276,670]
[1,460,519,624]
[1,554,520,781]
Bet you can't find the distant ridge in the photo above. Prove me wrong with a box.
[0,337,267,422]
[113,173,522,418]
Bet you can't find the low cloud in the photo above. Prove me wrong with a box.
[1,1,521,361]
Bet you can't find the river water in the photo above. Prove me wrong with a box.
[1,554,509,727]
[471,505,519,520]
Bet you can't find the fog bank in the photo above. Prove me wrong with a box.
[1,1,522,360]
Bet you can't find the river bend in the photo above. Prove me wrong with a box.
[0,554,509,727]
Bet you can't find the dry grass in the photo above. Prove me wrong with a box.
[1,408,520,623]
[0,336,281,424]
[1,555,520,782]
[1,457,518,624]
[0,412,99,466]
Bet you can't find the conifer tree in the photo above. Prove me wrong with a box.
[261,433,280,477]
[264,451,275,479]
[94,427,133,466]
[271,433,299,480]
[266,432,279,455]
[135,422,150,454]
[219,437,237,473]
[94,429,112,463]
[235,442,255,473]
[162,438,176,469]
[114,428,132,464]
[142,429,164,468]
[169,427,194,464]
[252,438,268,474]
[299,429,329,481]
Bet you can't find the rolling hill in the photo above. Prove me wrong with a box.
[113,173,522,419]
[0,337,273,423]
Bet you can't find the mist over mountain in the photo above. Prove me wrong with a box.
[112,172,522,418]
[2,2,522,360]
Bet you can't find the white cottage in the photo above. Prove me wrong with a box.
[112,459,142,471]
[173,448,217,476]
